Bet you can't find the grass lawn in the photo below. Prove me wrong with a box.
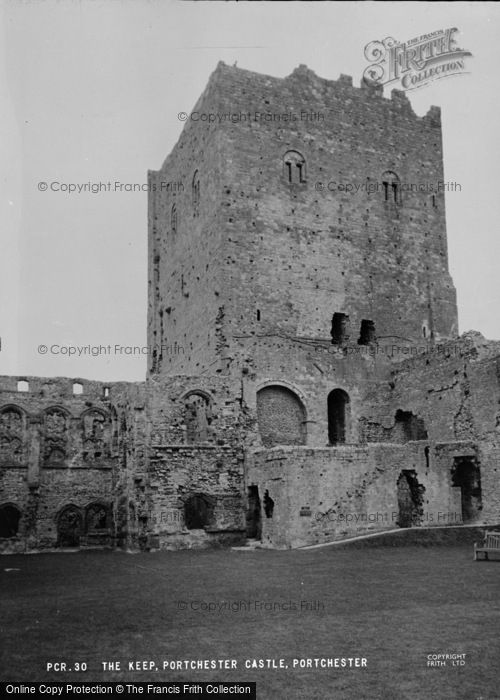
[0,542,499,699]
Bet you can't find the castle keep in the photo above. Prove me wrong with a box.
[1,62,499,552]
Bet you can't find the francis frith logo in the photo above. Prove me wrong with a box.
[363,28,472,91]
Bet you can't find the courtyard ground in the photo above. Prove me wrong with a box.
[0,539,499,699]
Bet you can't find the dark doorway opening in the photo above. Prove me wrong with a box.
[0,504,21,538]
[451,458,482,523]
[396,470,425,528]
[246,485,261,539]
[328,389,349,444]
[184,494,213,530]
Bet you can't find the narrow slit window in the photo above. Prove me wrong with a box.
[171,204,177,234]
[192,171,200,217]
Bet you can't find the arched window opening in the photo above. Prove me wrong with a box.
[81,409,111,462]
[0,406,24,465]
[184,393,212,444]
[85,502,112,533]
[283,150,306,185]
[381,171,400,205]
[328,389,350,445]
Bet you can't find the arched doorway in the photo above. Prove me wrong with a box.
[184,494,214,530]
[327,389,350,444]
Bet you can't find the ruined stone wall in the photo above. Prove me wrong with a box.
[0,375,146,552]
[147,68,235,376]
[143,375,253,549]
[3,64,497,555]
[240,335,394,448]
[0,372,256,553]
[359,333,500,525]
[246,440,477,549]
[212,63,457,362]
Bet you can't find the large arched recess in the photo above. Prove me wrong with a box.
[256,385,307,448]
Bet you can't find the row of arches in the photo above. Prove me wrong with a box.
[56,502,113,546]
[0,501,113,544]
[0,405,115,467]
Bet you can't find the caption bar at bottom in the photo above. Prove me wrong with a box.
[1,684,256,699]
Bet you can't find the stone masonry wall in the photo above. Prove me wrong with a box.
[360,333,500,525]
[148,62,458,381]
[143,375,253,549]
[246,440,478,549]
[0,375,146,553]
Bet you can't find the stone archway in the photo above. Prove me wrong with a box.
[327,389,350,444]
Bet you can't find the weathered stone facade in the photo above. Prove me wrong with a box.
[1,63,499,552]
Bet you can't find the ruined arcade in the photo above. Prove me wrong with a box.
[1,62,499,552]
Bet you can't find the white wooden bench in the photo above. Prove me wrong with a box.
[474,531,500,561]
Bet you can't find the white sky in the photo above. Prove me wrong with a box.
[1,0,499,381]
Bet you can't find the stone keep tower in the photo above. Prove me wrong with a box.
[147,62,458,384]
